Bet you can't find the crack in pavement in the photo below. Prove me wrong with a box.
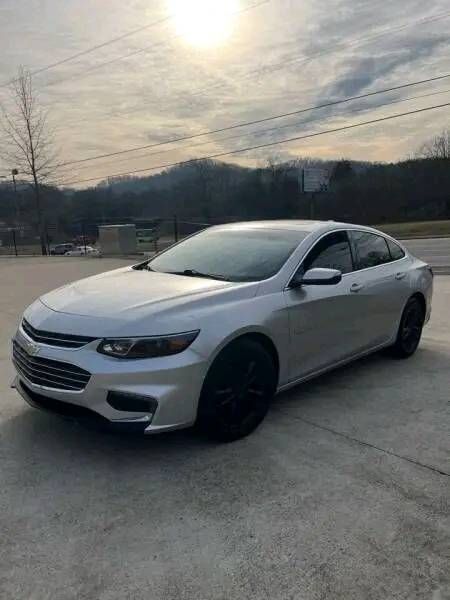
[274,409,450,478]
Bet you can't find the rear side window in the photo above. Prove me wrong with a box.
[351,231,391,270]
[302,231,353,275]
[387,239,405,261]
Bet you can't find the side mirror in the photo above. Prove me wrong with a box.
[290,267,342,288]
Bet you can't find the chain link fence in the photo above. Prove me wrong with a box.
[0,225,48,256]
[0,217,211,257]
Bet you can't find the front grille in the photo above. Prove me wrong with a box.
[13,340,91,391]
[22,319,97,349]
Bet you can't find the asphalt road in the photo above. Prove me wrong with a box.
[0,258,449,600]
[403,237,450,273]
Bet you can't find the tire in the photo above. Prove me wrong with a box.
[197,339,277,442]
[391,297,425,358]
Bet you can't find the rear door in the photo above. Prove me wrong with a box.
[284,230,372,380]
[349,230,411,346]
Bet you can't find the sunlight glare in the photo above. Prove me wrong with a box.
[168,0,240,48]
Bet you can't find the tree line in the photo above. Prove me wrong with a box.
[1,69,449,247]
[1,149,449,243]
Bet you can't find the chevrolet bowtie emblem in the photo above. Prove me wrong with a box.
[23,339,40,356]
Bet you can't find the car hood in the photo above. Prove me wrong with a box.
[39,266,234,317]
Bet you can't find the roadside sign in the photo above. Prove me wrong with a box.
[301,168,329,193]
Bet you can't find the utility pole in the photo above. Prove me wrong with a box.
[310,192,315,220]
[173,214,179,242]
[11,229,18,257]
[11,168,17,193]
[81,221,87,254]
[11,168,21,225]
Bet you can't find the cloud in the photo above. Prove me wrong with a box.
[325,33,449,99]
[1,0,450,185]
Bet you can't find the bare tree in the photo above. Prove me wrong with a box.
[0,66,56,254]
[417,129,450,160]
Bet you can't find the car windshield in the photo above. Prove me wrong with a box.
[149,228,308,282]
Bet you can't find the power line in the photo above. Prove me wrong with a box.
[65,8,450,125]
[0,16,172,90]
[54,101,450,187]
[41,0,270,90]
[53,72,450,169]
[43,40,169,89]
[54,85,450,175]
[187,9,450,99]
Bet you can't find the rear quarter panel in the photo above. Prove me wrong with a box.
[410,257,433,323]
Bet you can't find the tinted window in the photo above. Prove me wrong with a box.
[150,228,308,282]
[387,238,405,261]
[352,231,391,269]
[302,231,353,275]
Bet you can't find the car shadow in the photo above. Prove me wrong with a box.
[1,345,445,472]
[273,344,447,412]
[275,351,389,407]
[0,403,216,477]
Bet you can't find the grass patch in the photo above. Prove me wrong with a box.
[376,220,450,239]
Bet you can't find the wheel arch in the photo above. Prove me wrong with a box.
[206,328,280,387]
[409,291,426,319]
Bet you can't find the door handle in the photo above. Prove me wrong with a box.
[395,272,406,280]
[350,283,363,293]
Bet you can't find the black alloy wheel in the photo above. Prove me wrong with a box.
[392,297,425,358]
[197,339,277,442]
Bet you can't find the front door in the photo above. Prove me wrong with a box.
[285,231,369,381]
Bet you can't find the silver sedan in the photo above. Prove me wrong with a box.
[12,220,433,441]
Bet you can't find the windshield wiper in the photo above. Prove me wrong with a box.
[166,269,230,281]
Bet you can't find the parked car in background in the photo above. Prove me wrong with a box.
[65,245,100,257]
[135,228,159,252]
[50,243,75,255]
[12,220,432,442]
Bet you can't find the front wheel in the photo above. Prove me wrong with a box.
[391,297,425,358]
[197,339,277,442]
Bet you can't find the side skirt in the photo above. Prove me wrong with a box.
[276,340,393,395]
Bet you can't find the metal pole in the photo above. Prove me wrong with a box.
[82,221,87,254]
[173,214,179,242]
[45,229,51,256]
[12,229,18,257]
[11,169,21,225]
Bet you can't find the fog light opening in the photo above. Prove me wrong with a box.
[107,391,158,414]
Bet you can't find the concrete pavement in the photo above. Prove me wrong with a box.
[0,258,449,600]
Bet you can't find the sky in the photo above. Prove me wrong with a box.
[0,0,450,188]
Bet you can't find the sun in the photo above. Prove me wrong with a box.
[168,0,240,48]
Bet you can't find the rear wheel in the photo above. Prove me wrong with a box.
[197,339,277,442]
[391,297,425,358]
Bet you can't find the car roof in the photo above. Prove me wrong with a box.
[211,220,325,233]
[210,220,385,235]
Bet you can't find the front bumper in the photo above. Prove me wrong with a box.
[12,325,207,434]
[13,378,152,433]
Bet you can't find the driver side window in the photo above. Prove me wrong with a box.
[298,231,354,277]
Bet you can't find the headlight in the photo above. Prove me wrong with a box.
[97,331,200,359]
